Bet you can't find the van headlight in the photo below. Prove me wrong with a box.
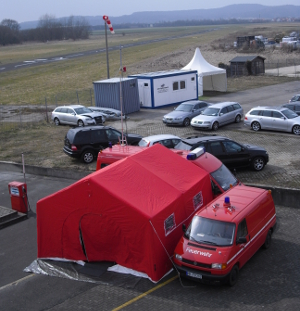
[211,263,227,270]
[175,253,182,261]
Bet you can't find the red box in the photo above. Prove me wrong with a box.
[8,181,28,213]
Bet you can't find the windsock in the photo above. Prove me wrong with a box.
[103,15,115,34]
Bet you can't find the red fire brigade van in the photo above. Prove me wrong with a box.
[96,145,239,195]
[173,185,276,286]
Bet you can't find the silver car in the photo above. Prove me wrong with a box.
[138,134,182,148]
[244,106,300,135]
[51,105,106,127]
[88,106,128,120]
[191,102,243,131]
[162,100,212,127]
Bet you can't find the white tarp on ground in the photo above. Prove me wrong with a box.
[182,48,227,96]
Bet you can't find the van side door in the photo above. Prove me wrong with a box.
[235,219,251,268]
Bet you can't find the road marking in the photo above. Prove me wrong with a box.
[112,275,178,311]
[0,274,36,291]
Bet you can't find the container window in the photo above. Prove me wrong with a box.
[173,82,179,91]
[180,80,186,89]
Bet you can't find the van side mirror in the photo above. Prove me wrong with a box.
[237,237,247,244]
[182,224,186,232]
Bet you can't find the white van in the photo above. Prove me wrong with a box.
[191,102,244,131]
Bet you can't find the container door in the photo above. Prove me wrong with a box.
[139,82,151,107]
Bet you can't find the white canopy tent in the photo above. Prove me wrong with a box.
[182,48,227,96]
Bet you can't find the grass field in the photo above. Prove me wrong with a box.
[0,23,299,106]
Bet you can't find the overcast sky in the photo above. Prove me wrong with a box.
[1,1,299,23]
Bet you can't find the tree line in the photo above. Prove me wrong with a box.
[0,15,90,45]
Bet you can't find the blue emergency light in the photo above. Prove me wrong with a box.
[187,147,205,160]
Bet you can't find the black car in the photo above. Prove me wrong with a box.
[63,126,143,163]
[175,135,269,171]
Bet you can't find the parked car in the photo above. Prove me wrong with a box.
[289,94,300,103]
[52,105,106,127]
[191,102,243,130]
[244,106,300,135]
[138,134,182,148]
[281,103,300,116]
[175,135,268,171]
[63,126,143,163]
[88,106,128,120]
[163,100,212,127]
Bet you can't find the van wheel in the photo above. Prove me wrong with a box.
[212,122,219,131]
[263,230,272,249]
[81,150,95,164]
[251,121,261,131]
[54,118,60,126]
[251,157,265,171]
[235,115,241,123]
[227,265,239,287]
[183,118,190,127]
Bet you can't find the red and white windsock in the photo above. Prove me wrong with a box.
[103,15,115,34]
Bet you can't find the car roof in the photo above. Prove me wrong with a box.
[67,125,113,133]
[141,134,181,141]
[56,105,84,109]
[182,135,228,144]
[249,106,286,111]
[206,101,238,108]
[180,100,207,105]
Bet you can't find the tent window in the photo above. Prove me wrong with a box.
[173,82,179,91]
[180,80,186,89]
[164,213,176,236]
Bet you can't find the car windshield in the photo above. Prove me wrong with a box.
[210,164,238,191]
[175,103,193,112]
[174,141,193,150]
[281,109,298,119]
[202,107,220,116]
[74,107,93,115]
[185,216,235,246]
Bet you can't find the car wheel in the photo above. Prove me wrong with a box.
[292,125,300,135]
[81,150,95,164]
[235,114,241,123]
[263,230,272,249]
[78,120,84,127]
[251,157,265,171]
[212,121,219,131]
[183,118,190,127]
[251,121,261,131]
[227,265,239,287]
[54,118,60,126]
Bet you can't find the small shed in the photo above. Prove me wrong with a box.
[128,70,198,108]
[229,56,266,76]
[93,77,140,114]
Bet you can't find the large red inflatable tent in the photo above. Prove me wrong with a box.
[36,144,213,282]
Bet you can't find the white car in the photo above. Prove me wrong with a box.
[191,102,244,131]
[244,106,300,135]
[52,105,106,127]
[138,134,182,148]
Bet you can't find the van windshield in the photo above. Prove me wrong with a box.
[211,164,238,191]
[186,216,236,246]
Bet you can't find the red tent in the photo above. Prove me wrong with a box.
[36,144,213,282]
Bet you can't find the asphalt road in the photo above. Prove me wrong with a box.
[0,171,300,310]
[0,29,215,73]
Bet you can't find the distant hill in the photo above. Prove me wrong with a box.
[20,4,300,30]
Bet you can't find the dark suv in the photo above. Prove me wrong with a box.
[63,126,143,163]
[175,135,269,171]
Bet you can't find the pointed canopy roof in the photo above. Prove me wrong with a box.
[182,48,226,77]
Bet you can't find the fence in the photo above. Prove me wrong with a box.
[0,89,95,132]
